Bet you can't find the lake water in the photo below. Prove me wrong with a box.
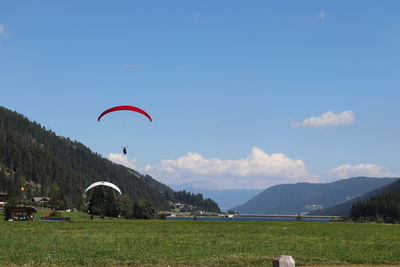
[167,216,331,222]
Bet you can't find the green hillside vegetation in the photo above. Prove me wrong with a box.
[0,106,220,213]
[233,177,398,215]
[350,179,400,223]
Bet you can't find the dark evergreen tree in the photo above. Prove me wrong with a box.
[132,199,155,219]
[115,194,132,218]
[48,185,68,210]
[88,186,118,217]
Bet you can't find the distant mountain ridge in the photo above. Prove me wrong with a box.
[232,177,398,215]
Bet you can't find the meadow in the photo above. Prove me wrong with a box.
[0,212,399,266]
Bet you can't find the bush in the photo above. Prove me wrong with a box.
[50,210,62,217]
[4,207,11,221]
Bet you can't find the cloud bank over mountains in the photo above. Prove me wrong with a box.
[329,163,397,179]
[107,150,398,190]
[142,147,318,189]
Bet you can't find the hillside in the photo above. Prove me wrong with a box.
[232,177,398,215]
[312,178,400,216]
[0,106,220,212]
[350,179,400,222]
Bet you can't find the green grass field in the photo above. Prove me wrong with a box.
[0,212,399,266]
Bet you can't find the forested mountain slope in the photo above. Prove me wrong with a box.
[350,179,400,222]
[0,106,220,212]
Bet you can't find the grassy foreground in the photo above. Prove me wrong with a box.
[0,213,399,266]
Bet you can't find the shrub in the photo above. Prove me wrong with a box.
[50,210,62,217]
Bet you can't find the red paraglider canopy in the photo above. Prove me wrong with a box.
[98,105,152,122]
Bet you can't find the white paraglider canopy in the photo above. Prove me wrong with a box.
[84,181,122,195]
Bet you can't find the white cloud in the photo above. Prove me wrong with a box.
[317,11,326,21]
[143,147,317,189]
[107,153,137,169]
[328,163,396,179]
[292,110,355,128]
[0,25,6,36]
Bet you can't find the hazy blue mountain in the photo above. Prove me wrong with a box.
[232,177,398,215]
[169,184,262,212]
[311,178,400,216]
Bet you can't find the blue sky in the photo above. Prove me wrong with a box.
[1,1,400,189]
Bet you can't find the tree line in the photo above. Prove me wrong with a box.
[350,185,400,223]
[88,186,156,219]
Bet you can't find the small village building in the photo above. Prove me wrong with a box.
[304,204,323,211]
[6,207,37,221]
[0,192,8,209]
[32,197,50,204]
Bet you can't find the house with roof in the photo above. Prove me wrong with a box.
[5,206,37,221]
[32,197,51,204]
